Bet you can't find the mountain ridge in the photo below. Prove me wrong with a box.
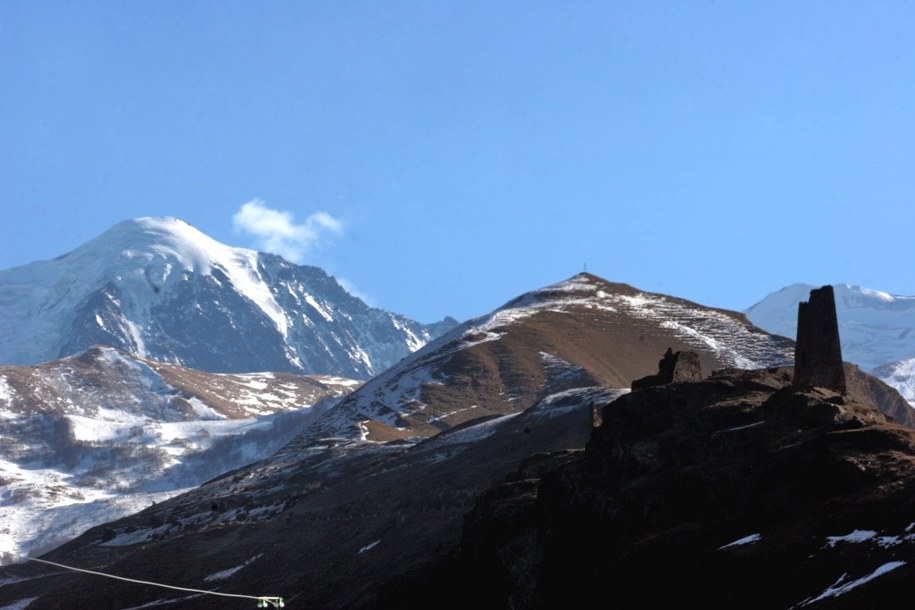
[291,272,796,445]
[0,345,359,561]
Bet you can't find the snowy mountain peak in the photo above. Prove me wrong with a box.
[37,216,244,283]
[78,217,288,336]
[746,283,915,340]
[95,216,233,273]
[0,217,457,377]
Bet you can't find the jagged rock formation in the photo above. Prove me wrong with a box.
[794,285,847,393]
[631,347,703,390]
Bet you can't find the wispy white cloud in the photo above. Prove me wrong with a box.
[233,199,343,262]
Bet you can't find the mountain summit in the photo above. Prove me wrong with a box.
[302,272,797,443]
[0,217,456,378]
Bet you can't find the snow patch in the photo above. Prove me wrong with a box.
[203,553,263,581]
[0,376,12,404]
[797,562,906,606]
[719,421,765,433]
[186,397,227,420]
[874,357,915,404]
[530,387,628,419]
[718,533,761,549]
[419,413,518,450]
[427,405,479,423]
[825,530,878,547]
[122,318,147,358]
[304,293,333,322]
[857,286,897,302]
[357,540,380,555]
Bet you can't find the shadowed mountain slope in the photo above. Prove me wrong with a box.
[381,367,915,609]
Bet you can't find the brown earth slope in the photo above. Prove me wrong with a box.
[300,273,795,442]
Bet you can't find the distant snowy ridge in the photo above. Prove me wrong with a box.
[874,358,915,404]
[746,283,915,403]
[0,346,358,562]
[0,217,457,378]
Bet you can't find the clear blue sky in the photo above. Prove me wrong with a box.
[3,2,915,323]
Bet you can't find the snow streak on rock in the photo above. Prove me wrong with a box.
[797,562,906,606]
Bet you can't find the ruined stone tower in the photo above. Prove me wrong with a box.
[794,285,846,393]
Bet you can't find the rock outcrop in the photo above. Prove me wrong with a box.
[631,347,703,390]
[794,285,847,393]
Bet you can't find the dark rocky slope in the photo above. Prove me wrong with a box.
[387,365,915,609]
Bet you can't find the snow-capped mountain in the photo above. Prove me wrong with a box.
[745,283,915,401]
[0,345,359,562]
[0,217,456,378]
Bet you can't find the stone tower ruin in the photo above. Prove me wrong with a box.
[793,285,846,393]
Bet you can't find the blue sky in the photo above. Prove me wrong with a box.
[3,2,915,323]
